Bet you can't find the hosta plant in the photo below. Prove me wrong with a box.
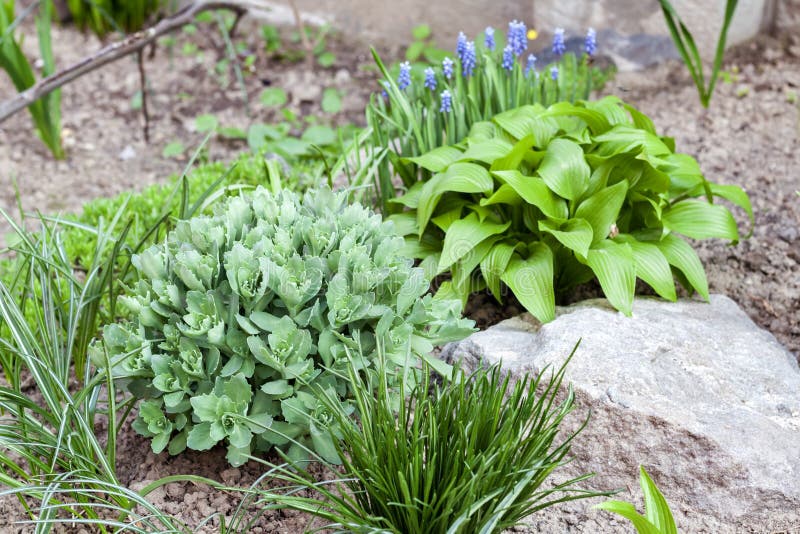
[389,95,752,321]
[94,186,474,466]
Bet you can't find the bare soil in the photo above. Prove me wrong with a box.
[0,11,798,534]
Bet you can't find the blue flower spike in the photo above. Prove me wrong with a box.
[462,41,476,77]
[585,27,597,56]
[456,31,468,61]
[398,61,412,90]
[550,65,559,80]
[424,67,437,91]
[552,27,566,56]
[525,54,537,77]
[484,26,496,51]
[508,20,528,56]
[502,45,515,71]
[440,89,452,113]
[442,57,454,80]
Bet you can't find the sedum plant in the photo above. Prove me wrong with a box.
[389,96,752,321]
[95,186,474,466]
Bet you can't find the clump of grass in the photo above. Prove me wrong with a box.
[238,345,609,533]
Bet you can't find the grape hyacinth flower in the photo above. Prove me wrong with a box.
[381,80,390,99]
[424,67,437,91]
[484,26,496,51]
[585,27,597,56]
[440,89,452,113]
[552,27,566,56]
[508,20,527,56]
[442,57,454,80]
[502,45,515,71]
[456,31,468,61]
[550,65,559,80]
[525,54,537,77]
[462,41,476,77]
[398,61,412,90]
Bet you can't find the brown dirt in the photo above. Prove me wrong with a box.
[0,10,798,534]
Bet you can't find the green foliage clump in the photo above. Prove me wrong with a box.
[67,0,165,36]
[244,351,608,533]
[596,466,678,533]
[389,96,752,321]
[95,186,474,466]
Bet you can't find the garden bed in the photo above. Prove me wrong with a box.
[0,11,798,533]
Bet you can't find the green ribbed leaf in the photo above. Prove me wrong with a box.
[405,145,464,172]
[536,139,590,201]
[480,242,520,302]
[460,138,514,164]
[584,240,635,316]
[616,235,677,301]
[501,243,555,322]
[439,214,510,273]
[653,233,709,300]
[662,200,739,243]
[574,180,628,244]
[417,163,494,234]
[492,170,568,219]
[538,218,593,258]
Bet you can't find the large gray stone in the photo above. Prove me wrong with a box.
[442,295,800,532]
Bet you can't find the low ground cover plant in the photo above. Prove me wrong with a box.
[388,96,752,320]
[364,21,614,212]
[237,350,608,533]
[95,186,474,466]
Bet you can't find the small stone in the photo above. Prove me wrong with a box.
[119,145,137,161]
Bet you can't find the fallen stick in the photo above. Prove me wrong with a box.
[0,0,263,124]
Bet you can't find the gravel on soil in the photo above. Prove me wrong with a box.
[0,12,798,534]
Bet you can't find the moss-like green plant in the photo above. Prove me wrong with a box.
[95,186,474,466]
[388,96,752,321]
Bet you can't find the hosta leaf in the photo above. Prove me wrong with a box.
[584,96,630,126]
[491,134,537,171]
[623,103,657,134]
[538,218,593,258]
[541,102,611,134]
[480,242,520,302]
[432,207,464,232]
[584,240,635,316]
[492,170,568,219]
[459,138,514,164]
[468,120,497,141]
[452,236,501,290]
[391,181,424,209]
[439,213,510,273]
[595,501,662,534]
[387,212,418,236]
[652,233,709,300]
[640,467,678,534]
[662,200,739,243]
[594,125,671,157]
[481,183,524,207]
[405,145,464,172]
[536,138,591,201]
[501,243,555,323]
[615,235,677,301]
[417,162,494,234]
[574,180,628,244]
[693,183,754,236]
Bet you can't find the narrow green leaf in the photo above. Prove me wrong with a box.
[640,467,678,534]
[595,501,663,534]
